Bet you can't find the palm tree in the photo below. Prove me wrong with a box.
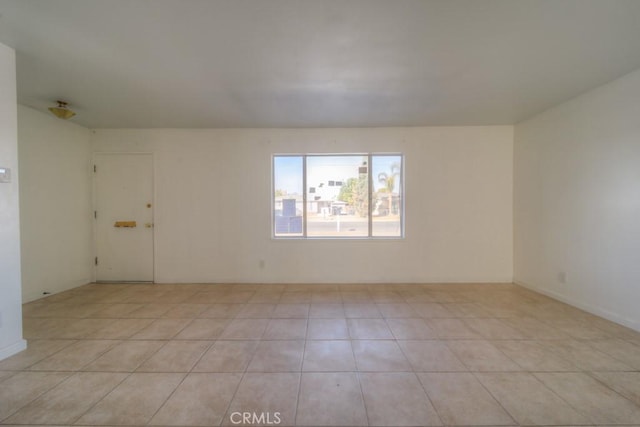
[377,163,400,215]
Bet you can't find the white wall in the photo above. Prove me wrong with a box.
[92,126,513,284]
[18,105,93,302]
[0,43,26,360]
[515,68,640,331]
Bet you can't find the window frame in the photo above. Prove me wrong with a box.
[272,153,405,239]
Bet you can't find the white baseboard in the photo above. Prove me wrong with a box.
[514,280,640,332]
[0,339,27,361]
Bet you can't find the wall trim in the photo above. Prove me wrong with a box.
[514,280,639,332]
[0,339,27,361]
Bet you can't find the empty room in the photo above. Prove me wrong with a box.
[1,1,639,426]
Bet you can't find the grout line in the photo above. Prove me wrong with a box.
[292,310,311,426]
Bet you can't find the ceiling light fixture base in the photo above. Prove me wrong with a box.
[48,100,76,120]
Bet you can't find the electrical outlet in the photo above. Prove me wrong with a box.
[558,271,567,284]
[259,260,265,269]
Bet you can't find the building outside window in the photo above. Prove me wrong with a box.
[273,154,403,238]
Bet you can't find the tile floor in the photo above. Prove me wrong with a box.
[1,282,640,426]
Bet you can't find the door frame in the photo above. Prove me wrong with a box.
[92,152,156,283]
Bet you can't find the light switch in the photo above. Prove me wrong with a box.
[0,167,11,183]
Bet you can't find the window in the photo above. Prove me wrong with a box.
[273,154,403,238]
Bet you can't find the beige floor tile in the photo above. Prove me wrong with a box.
[38,303,104,319]
[198,303,244,318]
[476,372,590,425]
[311,291,342,303]
[29,340,117,371]
[174,318,229,340]
[12,282,640,427]
[591,371,640,406]
[353,340,411,372]
[348,318,394,339]
[398,340,467,372]
[21,317,67,339]
[248,291,283,303]
[307,318,349,339]
[127,303,174,318]
[303,340,356,372]
[122,290,169,304]
[157,290,201,304]
[257,284,287,292]
[540,340,633,371]
[446,340,522,371]
[492,340,576,371]
[263,319,307,340]
[422,291,463,303]
[185,290,229,304]
[150,373,242,426]
[247,340,304,372]
[223,373,300,426]
[426,318,482,339]
[480,305,525,319]
[309,303,345,318]
[83,341,164,372]
[541,317,612,339]
[50,318,112,339]
[89,318,154,339]
[535,372,640,424]
[400,292,435,304]
[361,372,441,426]
[370,291,405,303]
[130,318,191,339]
[0,370,15,382]
[0,340,75,370]
[0,371,70,420]
[90,303,145,318]
[296,372,367,426]
[377,303,418,318]
[75,372,184,425]
[192,340,259,372]
[386,318,436,339]
[218,291,255,303]
[182,285,227,304]
[587,339,640,370]
[499,317,570,339]
[137,340,211,372]
[22,301,53,317]
[418,372,514,425]
[219,318,268,339]
[588,317,640,341]
[341,291,373,303]
[272,303,310,318]
[162,303,210,318]
[463,318,527,339]
[4,372,126,425]
[441,302,491,318]
[236,303,276,318]
[344,303,382,318]
[410,303,453,318]
[279,291,312,303]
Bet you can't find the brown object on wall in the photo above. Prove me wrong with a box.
[114,221,137,228]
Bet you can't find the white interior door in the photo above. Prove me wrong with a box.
[94,153,154,282]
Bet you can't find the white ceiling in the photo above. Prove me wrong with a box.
[1,0,640,129]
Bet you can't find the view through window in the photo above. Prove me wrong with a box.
[273,154,403,238]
